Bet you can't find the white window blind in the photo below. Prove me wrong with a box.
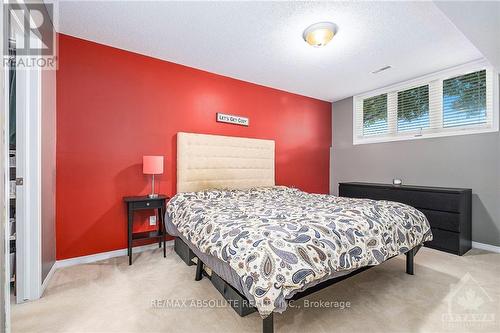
[363,93,388,136]
[397,85,429,132]
[353,61,498,145]
[443,70,487,128]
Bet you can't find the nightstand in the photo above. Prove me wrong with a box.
[123,195,169,265]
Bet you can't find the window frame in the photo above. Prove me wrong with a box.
[352,60,499,145]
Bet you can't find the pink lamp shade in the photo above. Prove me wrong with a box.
[143,156,164,175]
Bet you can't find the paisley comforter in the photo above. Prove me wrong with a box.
[166,186,432,316]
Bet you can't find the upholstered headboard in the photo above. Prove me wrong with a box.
[177,132,275,192]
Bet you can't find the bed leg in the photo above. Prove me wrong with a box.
[406,249,414,275]
[263,313,274,333]
[195,258,204,281]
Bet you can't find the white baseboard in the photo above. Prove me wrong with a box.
[55,241,174,269]
[472,241,500,254]
[40,262,57,297]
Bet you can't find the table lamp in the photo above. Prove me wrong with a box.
[143,155,163,198]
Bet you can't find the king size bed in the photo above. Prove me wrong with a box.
[166,132,432,333]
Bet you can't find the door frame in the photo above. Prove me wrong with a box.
[13,33,42,303]
[1,78,8,332]
[1,2,10,331]
[2,4,43,308]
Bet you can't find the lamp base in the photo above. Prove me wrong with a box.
[148,193,159,198]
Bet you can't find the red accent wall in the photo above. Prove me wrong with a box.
[56,34,332,260]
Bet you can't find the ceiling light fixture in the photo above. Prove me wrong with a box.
[303,22,337,47]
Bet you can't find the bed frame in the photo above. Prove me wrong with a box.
[192,244,421,333]
[174,132,424,333]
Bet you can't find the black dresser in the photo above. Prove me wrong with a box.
[338,182,472,255]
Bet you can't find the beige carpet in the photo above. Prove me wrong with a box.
[12,246,500,333]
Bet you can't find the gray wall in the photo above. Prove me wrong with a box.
[330,80,500,247]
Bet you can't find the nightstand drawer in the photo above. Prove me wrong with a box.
[131,200,163,210]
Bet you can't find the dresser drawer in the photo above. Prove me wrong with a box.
[340,185,463,213]
[425,228,460,254]
[418,209,460,232]
[131,200,163,210]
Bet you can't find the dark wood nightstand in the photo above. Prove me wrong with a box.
[123,195,169,265]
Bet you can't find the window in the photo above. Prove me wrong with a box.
[397,85,429,132]
[353,61,498,144]
[443,70,486,128]
[363,94,387,136]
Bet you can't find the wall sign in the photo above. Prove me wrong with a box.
[216,113,249,127]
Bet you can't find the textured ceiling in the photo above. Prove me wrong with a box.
[54,1,483,102]
[435,0,500,72]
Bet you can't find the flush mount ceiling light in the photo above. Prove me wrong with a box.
[303,22,337,47]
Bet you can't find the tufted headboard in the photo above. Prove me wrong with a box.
[176,132,275,193]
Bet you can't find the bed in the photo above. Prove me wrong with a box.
[166,132,432,333]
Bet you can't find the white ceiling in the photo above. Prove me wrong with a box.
[434,0,500,72]
[54,0,484,102]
